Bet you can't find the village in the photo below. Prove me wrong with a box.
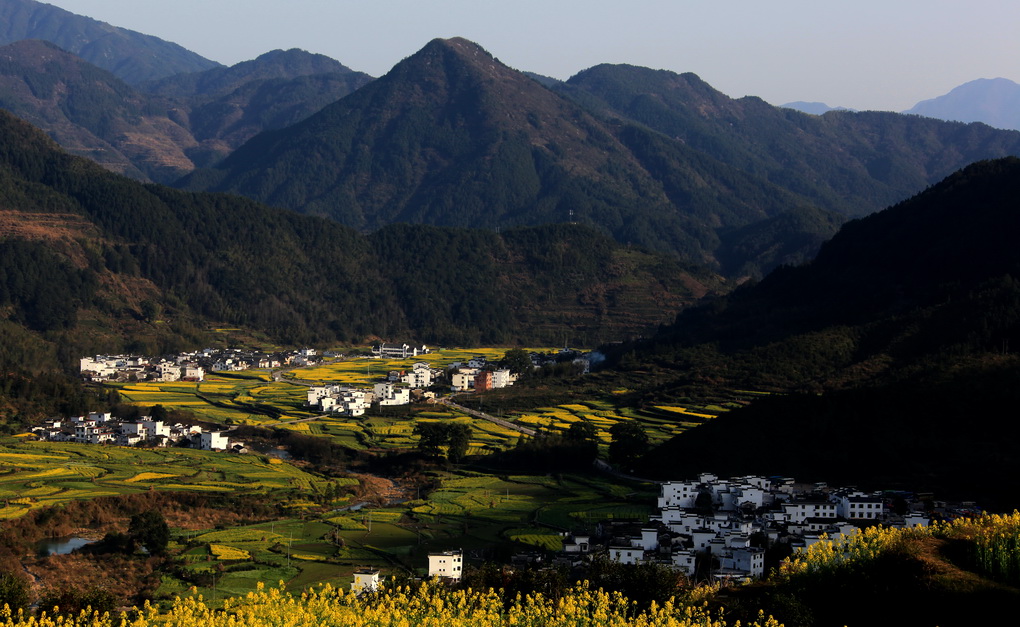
[72,348,956,587]
[78,346,333,384]
[601,472,938,580]
[68,344,594,453]
[305,347,525,417]
[78,344,589,421]
[31,411,242,452]
[341,472,951,594]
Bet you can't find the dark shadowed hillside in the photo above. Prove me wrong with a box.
[0,109,716,374]
[617,158,1020,505]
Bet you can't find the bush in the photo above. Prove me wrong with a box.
[0,572,29,611]
[37,585,116,617]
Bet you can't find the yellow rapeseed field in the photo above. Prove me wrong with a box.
[0,582,783,627]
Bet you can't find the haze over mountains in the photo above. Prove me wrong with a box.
[904,77,1020,131]
[785,78,1020,132]
[2,0,1019,279]
[0,0,220,83]
[0,39,374,182]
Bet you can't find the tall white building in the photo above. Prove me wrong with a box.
[427,550,463,581]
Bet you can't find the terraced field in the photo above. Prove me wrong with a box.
[153,469,654,602]
[508,399,728,449]
[115,375,312,425]
[0,441,326,519]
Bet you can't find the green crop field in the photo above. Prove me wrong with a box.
[507,399,720,448]
[0,440,328,519]
[139,468,655,601]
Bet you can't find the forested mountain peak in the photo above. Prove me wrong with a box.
[139,48,370,99]
[0,38,72,69]
[178,37,827,268]
[182,37,676,233]
[558,63,1020,217]
[565,64,725,111]
[0,0,221,83]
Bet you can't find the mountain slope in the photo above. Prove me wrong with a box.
[0,42,374,180]
[180,38,822,266]
[141,49,374,167]
[905,77,1020,131]
[557,64,1020,216]
[0,108,716,368]
[0,39,198,181]
[139,48,370,99]
[0,0,220,83]
[621,158,1020,502]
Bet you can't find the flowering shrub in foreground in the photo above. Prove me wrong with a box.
[779,511,1020,584]
[0,581,783,627]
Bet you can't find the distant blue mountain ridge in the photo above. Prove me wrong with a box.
[903,77,1020,131]
[779,101,856,115]
[783,78,1020,132]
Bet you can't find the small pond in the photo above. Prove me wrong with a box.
[37,536,93,556]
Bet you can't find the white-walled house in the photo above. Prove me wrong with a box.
[657,480,700,509]
[200,431,230,451]
[609,546,644,565]
[782,501,838,523]
[158,363,181,381]
[719,547,765,579]
[374,382,410,406]
[492,369,512,389]
[835,492,884,520]
[351,569,380,594]
[671,550,696,575]
[374,343,429,359]
[450,368,479,392]
[427,551,462,580]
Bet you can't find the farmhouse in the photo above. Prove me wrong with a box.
[373,343,429,359]
[427,550,463,581]
[351,568,380,595]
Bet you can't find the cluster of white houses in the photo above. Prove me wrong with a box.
[80,348,326,383]
[32,412,239,452]
[307,354,519,416]
[605,473,931,580]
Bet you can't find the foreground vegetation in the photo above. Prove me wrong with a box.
[5,514,1020,627]
[0,581,781,627]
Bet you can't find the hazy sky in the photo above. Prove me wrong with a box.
[50,0,1020,112]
